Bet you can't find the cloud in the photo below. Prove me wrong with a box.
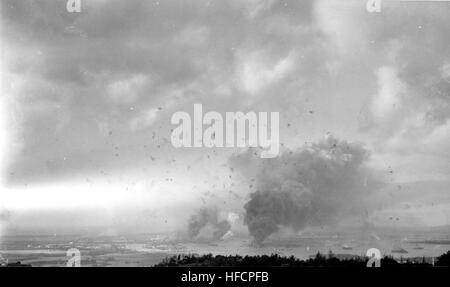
[107,74,151,104]
[371,66,405,121]
[442,62,450,80]
[129,108,160,131]
[174,26,209,47]
[314,0,367,56]
[237,50,297,95]
[233,0,277,19]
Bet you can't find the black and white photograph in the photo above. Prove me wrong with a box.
[1,0,450,280]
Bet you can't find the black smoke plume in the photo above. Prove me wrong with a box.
[230,136,383,244]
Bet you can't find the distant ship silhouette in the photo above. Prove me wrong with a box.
[412,244,424,250]
[392,240,408,254]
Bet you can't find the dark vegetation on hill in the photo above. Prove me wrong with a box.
[155,251,450,267]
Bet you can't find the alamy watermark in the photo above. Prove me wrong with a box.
[171,104,280,158]
[366,248,381,267]
[67,0,81,13]
[366,0,382,13]
[66,248,81,267]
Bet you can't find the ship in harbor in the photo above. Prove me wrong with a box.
[392,240,408,254]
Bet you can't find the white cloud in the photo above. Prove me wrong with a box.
[97,120,111,137]
[314,0,366,55]
[423,120,450,150]
[371,66,405,121]
[107,74,150,104]
[129,108,159,132]
[442,62,450,80]
[174,26,209,47]
[237,50,296,95]
[234,0,276,19]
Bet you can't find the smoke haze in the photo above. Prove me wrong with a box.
[187,207,232,241]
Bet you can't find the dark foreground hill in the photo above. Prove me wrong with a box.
[155,250,450,267]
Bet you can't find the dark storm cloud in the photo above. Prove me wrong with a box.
[2,0,450,186]
[2,0,324,184]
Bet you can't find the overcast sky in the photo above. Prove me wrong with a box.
[1,0,450,233]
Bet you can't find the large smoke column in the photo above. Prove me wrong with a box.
[230,136,384,244]
[187,207,232,241]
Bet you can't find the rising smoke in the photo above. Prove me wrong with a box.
[230,136,384,244]
[187,207,232,241]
